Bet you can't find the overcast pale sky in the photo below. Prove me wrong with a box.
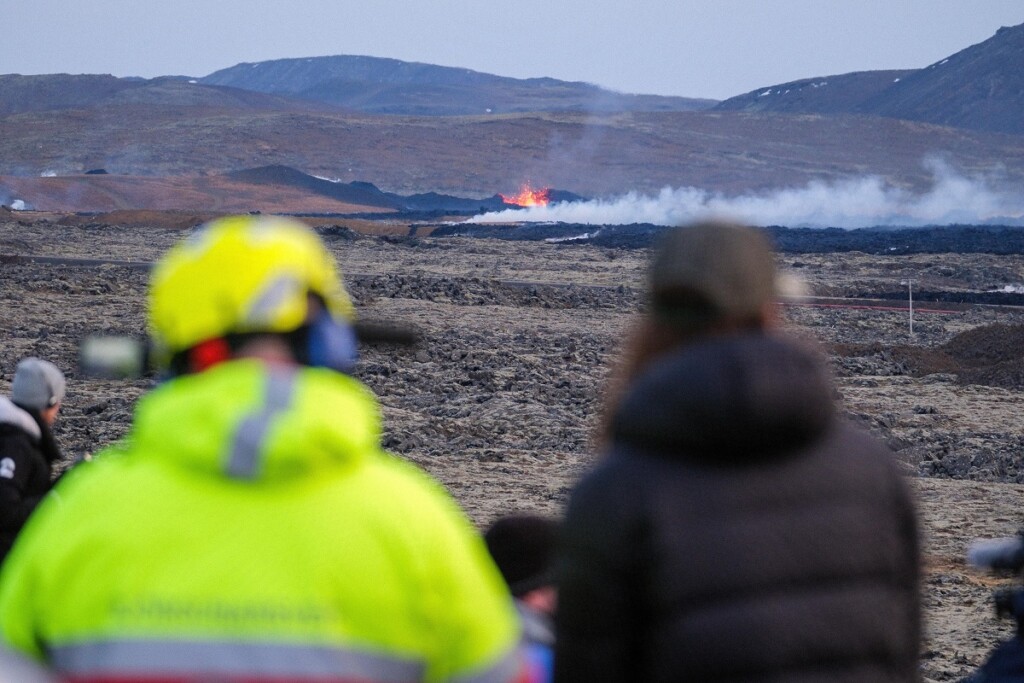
[2,1,1021,100]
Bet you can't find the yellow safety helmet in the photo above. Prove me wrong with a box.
[148,216,355,363]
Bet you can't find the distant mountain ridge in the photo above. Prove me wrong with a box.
[858,23,1024,134]
[0,74,330,115]
[199,55,716,115]
[2,23,1024,207]
[4,24,1021,127]
[713,70,916,116]
[715,22,1024,134]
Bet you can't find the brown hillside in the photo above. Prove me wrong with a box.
[3,107,1024,199]
[0,173,396,214]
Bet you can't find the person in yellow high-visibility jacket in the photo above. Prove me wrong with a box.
[0,216,528,683]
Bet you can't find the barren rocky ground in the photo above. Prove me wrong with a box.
[4,216,1024,681]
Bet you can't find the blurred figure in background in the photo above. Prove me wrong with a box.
[0,216,526,682]
[0,357,65,566]
[486,514,560,683]
[555,222,920,683]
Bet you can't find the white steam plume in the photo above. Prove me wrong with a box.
[470,158,1024,228]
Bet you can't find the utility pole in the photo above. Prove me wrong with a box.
[901,279,915,336]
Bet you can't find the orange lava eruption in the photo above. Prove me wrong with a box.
[500,184,552,207]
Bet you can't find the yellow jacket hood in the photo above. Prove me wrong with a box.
[130,360,379,481]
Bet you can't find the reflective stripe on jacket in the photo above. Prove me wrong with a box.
[0,360,523,682]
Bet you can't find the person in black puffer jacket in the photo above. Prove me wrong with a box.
[0,358,65,565]
[554,222,920,683]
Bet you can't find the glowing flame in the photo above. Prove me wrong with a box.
[501,184,551,207]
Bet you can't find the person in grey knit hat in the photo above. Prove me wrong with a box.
[12,358,66,415]
[0,358,66,565]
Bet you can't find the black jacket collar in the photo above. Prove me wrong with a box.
[611,333,835,464]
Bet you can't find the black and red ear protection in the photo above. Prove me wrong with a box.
[186,338,233,373]
[172,318,357,378]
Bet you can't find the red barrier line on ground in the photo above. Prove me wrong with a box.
[781,302,959,314]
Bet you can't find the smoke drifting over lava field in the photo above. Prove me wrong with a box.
[470,159,1024,228]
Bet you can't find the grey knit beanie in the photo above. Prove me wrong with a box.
[12,358,66,410]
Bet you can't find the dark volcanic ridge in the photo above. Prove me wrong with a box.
[228,165,588,215]
[227,165,509,213]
